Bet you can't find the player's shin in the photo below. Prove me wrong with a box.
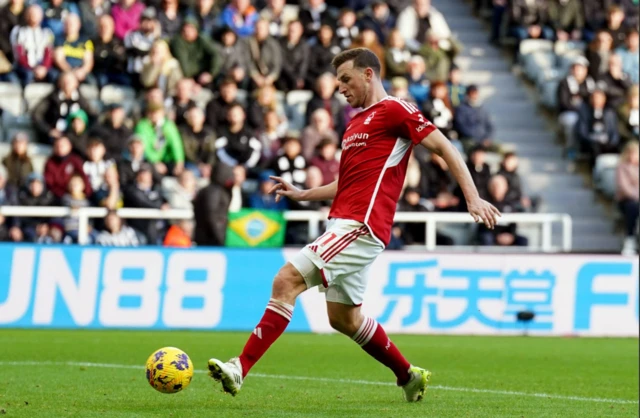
[238,298,294,378]
[352,317,411,385]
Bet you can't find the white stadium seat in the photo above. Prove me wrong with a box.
[285,89,313,131]
[100,84,137,114]
[24,83,55,112]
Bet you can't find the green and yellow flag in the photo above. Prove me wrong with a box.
[225,209,287,248]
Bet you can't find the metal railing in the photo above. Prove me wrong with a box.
[0,206,573,252]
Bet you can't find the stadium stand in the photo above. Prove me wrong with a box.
[0,0,637,254]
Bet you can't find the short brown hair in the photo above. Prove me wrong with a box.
[331,48,381,76]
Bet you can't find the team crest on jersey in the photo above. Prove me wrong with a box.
[364,111,376,125]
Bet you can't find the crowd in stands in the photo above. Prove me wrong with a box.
[0,0,631,250]
[473,0,639,253]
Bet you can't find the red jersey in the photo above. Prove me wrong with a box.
[329,96,437,246]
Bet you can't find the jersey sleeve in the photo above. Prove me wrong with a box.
[390,100,437,145]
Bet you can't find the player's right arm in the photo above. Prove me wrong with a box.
[269,176,337,203]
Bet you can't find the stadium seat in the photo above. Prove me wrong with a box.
[235,89,248,107]
[100,84,137,114]
[554,40,587,57]
[6,126,38,144]
[592,153,620,198]
[0,82,24,119]
[518,39,553,60]
[193,88,214,109]
[285,89,313,131]
[24,83,55,112]
[539,79,561,110]
[79,84,99,101]
[523,51,555,83]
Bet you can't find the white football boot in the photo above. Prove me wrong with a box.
[401,366,432,402]
[208,357,243,396]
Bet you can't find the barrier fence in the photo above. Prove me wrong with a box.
[0,206,573,252]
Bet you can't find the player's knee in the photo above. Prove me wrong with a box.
[271,263,306,304]
[327,311,359,336]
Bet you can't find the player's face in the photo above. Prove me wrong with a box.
[336,61,369,109]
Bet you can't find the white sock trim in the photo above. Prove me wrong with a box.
[352,317,378,346]
[266,298,294,321]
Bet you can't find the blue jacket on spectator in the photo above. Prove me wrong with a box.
[248,192,288,210]
[39,0,80,43]
[221,4,258,38]
[616,46,639,85]
[454,100,494,141]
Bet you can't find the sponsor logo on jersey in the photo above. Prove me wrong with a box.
[364,111,376,125]
[415,120,433,133]
[342,132,369,151]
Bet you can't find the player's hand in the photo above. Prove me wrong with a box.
[269,176,303,202]
[467,197,501,229]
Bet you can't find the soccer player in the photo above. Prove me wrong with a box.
[208,48,501,402]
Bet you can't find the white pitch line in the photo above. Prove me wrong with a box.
[1,361,637,405]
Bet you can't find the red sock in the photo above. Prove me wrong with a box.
[353,317,411,385]
[238,298,293,378]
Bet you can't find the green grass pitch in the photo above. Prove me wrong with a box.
[0,330,637,417]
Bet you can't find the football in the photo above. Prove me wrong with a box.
[145,347,194,394]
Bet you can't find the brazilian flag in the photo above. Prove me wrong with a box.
[225,209,287,248]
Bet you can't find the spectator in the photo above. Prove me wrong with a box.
[2,132,34,189]
[258,110,285,162]
[169,17,221,88]
[447,64,466,108]
[205,78,241,131]
[169,78,197,128]
[497,151,534,212]
[78,0,110,40]
[32,72,94,143]
[507,0,554,44]
[40,0,80,43]
[406,55,430,105]
[601,54,633,109]
[10,4,55,85]
[180,106,217,178]
[389,76,418,105]
[619,0,639,29]
[228,164,247,211]
[260,0,297,39]
[248,170,288,210]
[134,102,185,176]
[0,213,23,243]
[419,152,459,211]
[615,29,639,85]
[95,210,142,246]
[83,138,114,192]
[310,138,340,186]
[17,173,55,241]
[454,85,496,152]
[122,163,169,244]
[0,167,17,208]
[193,161,235,246]
[277,20,310,92]
[477,175,528,247]
[298,0,336,40]
[111,0,145,40]
[65,109,90,158]
[577,88,620,167]
[618,85,639,143]
[163,220,194,247]
[0,0,25,84]
[140,40,183,98]
[89,103,132,161]
[301,108,339,161]
[247,85,287,132]
[60,174,90,242]
[616,140,639,255]
[606,5,628,49]
[221,0,258,38]
[384,29,411,80]
[165,169,197,210]
[548,0,584,42]
[91,164,123,210]
[583,0,611,42]
[397,0,452,52]
[157,0,182,39]
[358,1,395,45]
[350,26,386,79]
[305,24,341,88]
[215,104,262,169]
[335,8,359,50]
[397,186,454,245]
[458,145,491,204]
[305,72,346,136]
[557,57,595,157]
[422,81,456,139]
[52,14,92,84]
[247,18,282,90]
[270,136,307,190]
[117,134,162,186]
[44,136,92,200]
[217,26,250,89]
[93,15,129,88]
[586,30,614,81]
[418,30,459,82]
[123,7,160,80]
[188,0,222,37]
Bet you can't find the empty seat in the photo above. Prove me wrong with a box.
[593,153,620,196]
[518,39,554,58]
[285,89,313,131]
[0,82,24,118]
[24,83,55,112]
[79,84,100,101]
[193,88,214,109]
[100,84,136,114]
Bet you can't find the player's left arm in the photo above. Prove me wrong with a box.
[419,129,501,229]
